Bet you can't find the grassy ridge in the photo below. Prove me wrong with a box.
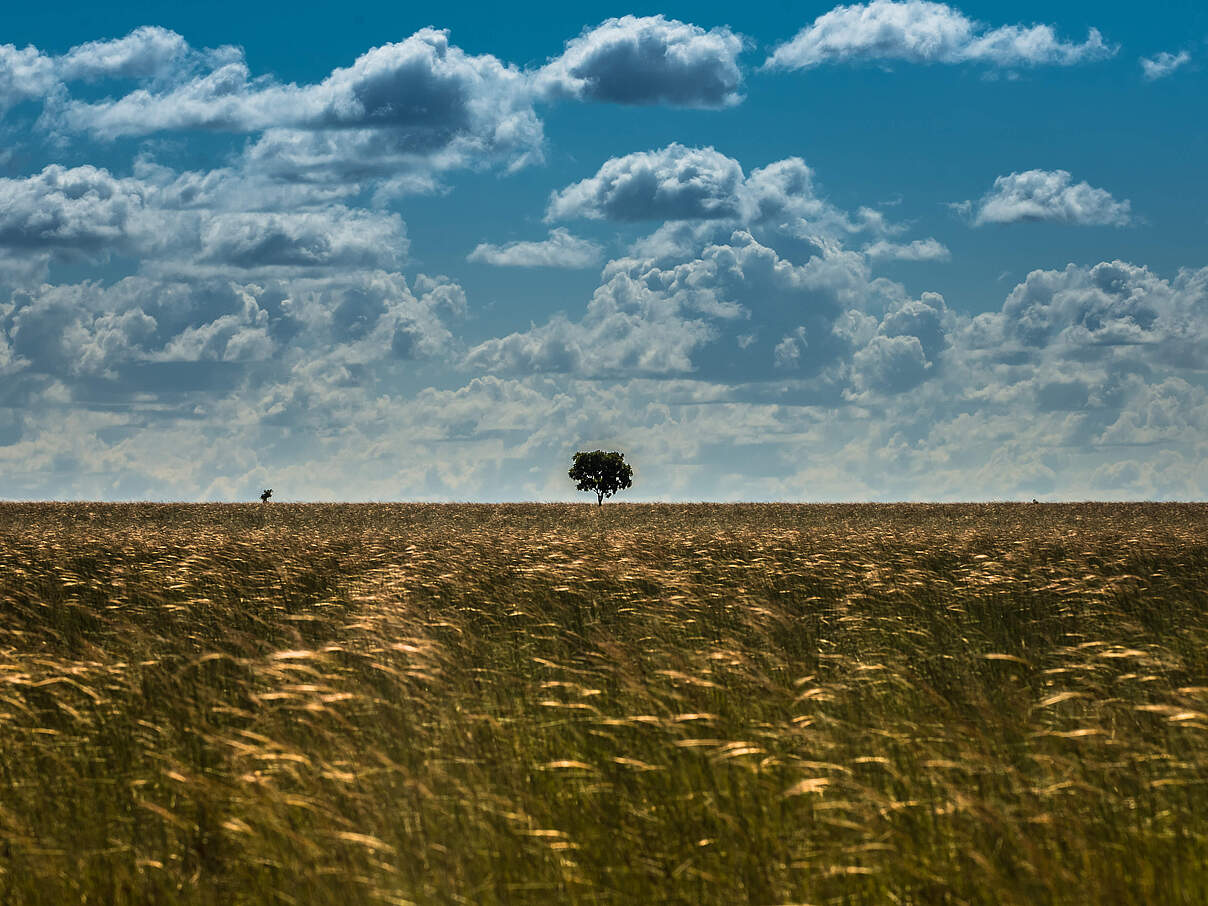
[1,502,1207,904]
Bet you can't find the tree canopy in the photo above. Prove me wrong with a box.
[569,451,633,506]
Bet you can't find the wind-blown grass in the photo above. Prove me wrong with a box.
[1,502,1206,904]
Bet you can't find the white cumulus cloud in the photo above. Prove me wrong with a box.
[195,209,408,271]
[546,144,893,239]
[57,29,543,186]
[57,26,235,83]
[536,15,745,107]
[766,0,1114,70]
[0,43,58,112]
[863,238,950,261]
[468,228,602,268]
[467,229,882,380]
[965,260,1208,360]
[0,164,151,252]
[547,144,745,222]
[1,28,239,115]
[968,170,1131,227]
[0,164,412,274]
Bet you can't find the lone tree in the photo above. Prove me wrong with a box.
[569,450,633,506]
[259,489,272,502]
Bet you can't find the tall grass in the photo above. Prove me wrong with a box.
[1,502,1206,904]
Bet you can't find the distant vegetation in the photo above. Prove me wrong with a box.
[1,502,1207,904]
[568,450,633,505]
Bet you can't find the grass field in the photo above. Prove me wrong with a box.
[1,502,1207,905]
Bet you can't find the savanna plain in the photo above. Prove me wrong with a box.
[2,501,1207,905]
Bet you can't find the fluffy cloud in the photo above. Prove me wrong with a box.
[1,28,237,115]
[968,170,1131,226]
[7,278,267,377]
[6,257,1208,501]
[863,238,950,261]
[467,228,602,268]
[3,268,464,384]
[0,44,58,111]
[843,292,949,394]
[468,229,891,381]
[546,145,888,239]
[486,148,950,385]
[464,309,714,376]
[850,333,929,393]
[56,26,233,83]
[773,331,804,369]
[3,23,1205,504]
[536,15,744,107]
[767,1,1114,70]
[0,164,410,274]
[196,209,407,271]
[57,29,543,186]
[1140,50,1191,81]
[64,30,528,134]
[456,223,1208,498]
[547,144,744,222]
[0,165,151,253]
[965,260,1208,364]
[273,271,464,363]
[463,241,740,375]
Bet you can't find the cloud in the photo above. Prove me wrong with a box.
[0,43,58,111]
[269,271,464,362]
[0,164,411,275]
[463,239,746,375]
[536,15,744,107]
[468,229,883,380]
[851,333,929,393]
[737,157,819,223]
[968,170,1131,226]
[127,157,346,211]
[464,309,715,376]
[773,328,808,369]
[467,228,602,268]
[546,144,744,222]
[4,24,1206,504]
[832,289,949,395]
[64,29,527,134]
[877,292,949,360]
[152,290,272,364]
[1,28,238,115]
[57,26,234,83]
[546,145,890,238]
[6,256,1208,502]
[57,29,543,185]
[8,278,265,377]
[766,1,1114,70]
[491,148,952,385]
[0,165,151,253]
[863,237,950,261]
[3,267,464,386]
[966,260,1208,363]
[1140,50,1191,81]
[196,209,407,271]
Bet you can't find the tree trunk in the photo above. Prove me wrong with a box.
[597,491,604,506]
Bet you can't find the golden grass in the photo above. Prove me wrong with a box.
[1,501,1206,904]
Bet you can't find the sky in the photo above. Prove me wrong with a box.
[0,0,1205,502]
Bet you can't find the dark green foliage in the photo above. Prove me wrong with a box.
[568,450,634,505]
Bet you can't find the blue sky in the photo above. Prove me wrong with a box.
[0,1,1205,500]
